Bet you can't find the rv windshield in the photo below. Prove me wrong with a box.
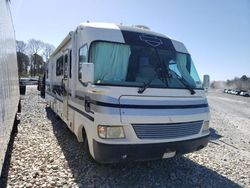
[89,41,202,89]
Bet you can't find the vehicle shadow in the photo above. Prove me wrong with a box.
[0,127,17,188]
[46,107,240,188]
[209,128,223,141]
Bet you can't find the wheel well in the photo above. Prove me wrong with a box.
[82,127,87,141]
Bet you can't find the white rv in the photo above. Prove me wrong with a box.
[0,0,20,174]
[46,22,210,163]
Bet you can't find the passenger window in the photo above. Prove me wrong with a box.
[64,54,68,78]
[56,56,63,76]
[69,50,72,78]
[79,45,87,79]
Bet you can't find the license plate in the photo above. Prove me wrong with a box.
[162,151,176,159]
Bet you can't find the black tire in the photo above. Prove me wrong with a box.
[12,100,21,135]
[82,128,89,151]
[20,85,26,95]
[82,128,94,161]
[12,118,18,135]
[18,99,21,113]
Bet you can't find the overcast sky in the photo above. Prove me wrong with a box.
[10,0,250,81]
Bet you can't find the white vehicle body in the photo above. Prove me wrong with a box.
[0,0,20,174]
[231,90,237,95]
[46,22,210,163]
[240,91,250,97]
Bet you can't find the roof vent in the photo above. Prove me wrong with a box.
[133,25,150,30]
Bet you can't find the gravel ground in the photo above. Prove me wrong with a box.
[1,86,250,188]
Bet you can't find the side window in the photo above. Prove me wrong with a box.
[79,45,87,80]
[190,59,202,86]
[169,62,181,77]
[69,50,72,78]
[56,56,63,76]
[64,54,68,78]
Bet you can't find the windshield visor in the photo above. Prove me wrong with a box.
[89,41,202,89]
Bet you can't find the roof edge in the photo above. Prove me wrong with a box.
[50,31,73,57]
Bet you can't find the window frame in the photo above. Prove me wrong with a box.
[78,44,88,83]
[69,49,72,78]
[64,54,68,78]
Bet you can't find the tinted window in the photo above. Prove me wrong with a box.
[64,54,68,78]
[56,56,63,76]
[90,41,202,89]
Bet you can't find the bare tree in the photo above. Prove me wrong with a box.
[16,40,27,53]
[43,43,55,62]
[28,39,44,55]
[17,39,55,76]
[28,39,44,76]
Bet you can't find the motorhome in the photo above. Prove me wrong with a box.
[46,22,210,163]
[0,0,20,175]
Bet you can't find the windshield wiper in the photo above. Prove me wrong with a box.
[180,79,196,95]
[138,73,159,94]
[168,70,196,95]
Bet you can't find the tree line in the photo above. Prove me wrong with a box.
[211,75,250,90]
[16,39,55,77]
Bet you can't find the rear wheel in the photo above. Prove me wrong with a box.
[12,100,21,135]
[20,85,26,95]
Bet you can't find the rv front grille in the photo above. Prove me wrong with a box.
[132,121,203,139]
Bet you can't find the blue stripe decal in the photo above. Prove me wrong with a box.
[91,100,208,109]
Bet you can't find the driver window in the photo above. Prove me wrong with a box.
[79,45,88,80]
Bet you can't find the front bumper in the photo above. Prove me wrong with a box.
[93,134,210,163]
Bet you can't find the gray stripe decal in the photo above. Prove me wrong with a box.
[46,91,63,102]
[68,104,94,122]
[121,107,209,116]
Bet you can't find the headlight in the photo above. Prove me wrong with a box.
[98,125,125,139]
[202,121,210,131]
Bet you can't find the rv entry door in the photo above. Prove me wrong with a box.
[62,52,69,121]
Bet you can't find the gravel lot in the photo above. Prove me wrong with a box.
[1,86,250,188]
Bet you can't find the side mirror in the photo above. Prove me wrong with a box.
[203,74,210,91]
[81,63,94,84]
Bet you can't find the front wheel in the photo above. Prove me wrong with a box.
[82,128,94,161]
